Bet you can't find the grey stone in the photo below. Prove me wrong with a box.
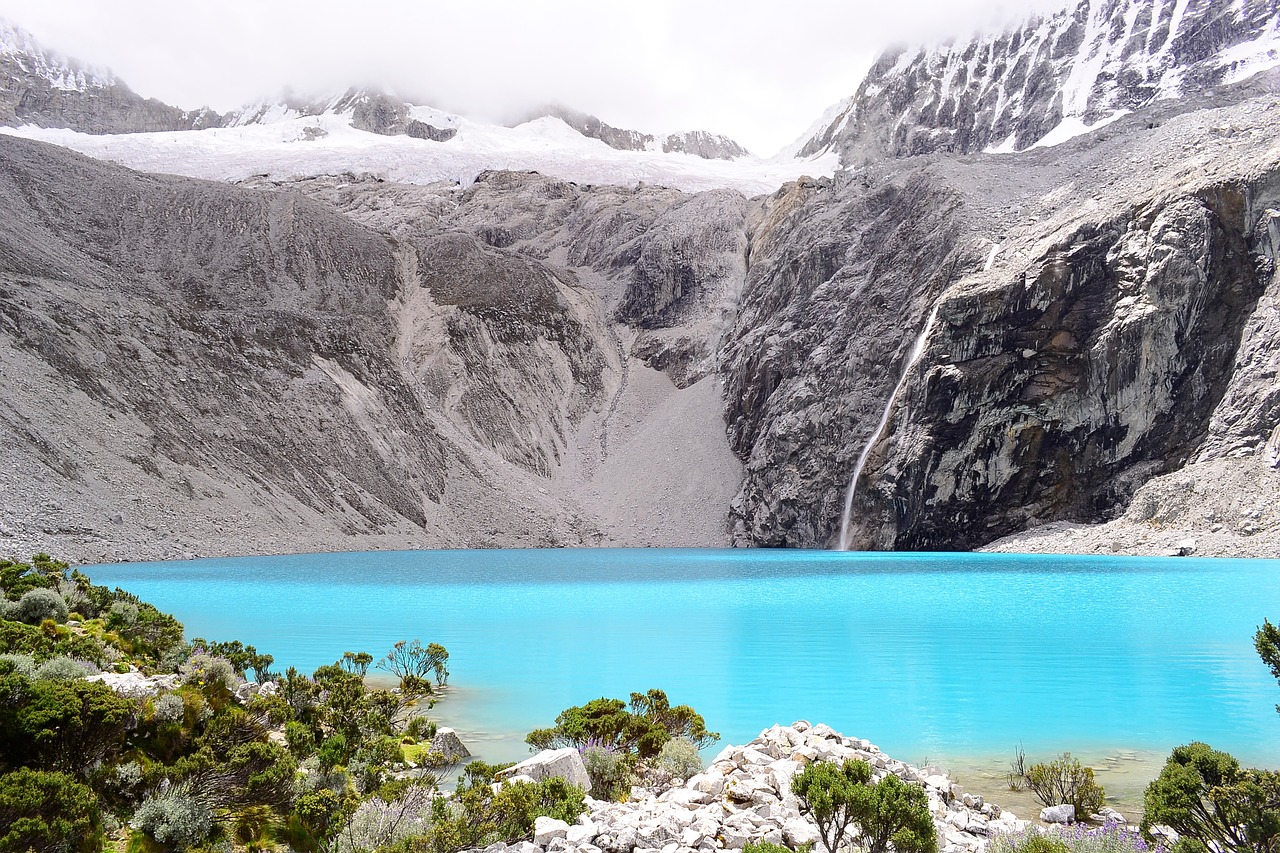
[430,727,471,763]
[1041,804,1076,824]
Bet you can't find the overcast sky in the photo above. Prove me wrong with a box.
[0,0,1068,156]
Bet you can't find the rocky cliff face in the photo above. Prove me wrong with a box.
[797,0,1280,163]
[731,73,1280,550]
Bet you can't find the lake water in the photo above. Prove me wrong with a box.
[89,548,1280,804]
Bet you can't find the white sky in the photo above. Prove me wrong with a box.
[0,0,1068,156]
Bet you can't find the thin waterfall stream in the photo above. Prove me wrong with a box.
[837,298,944,551]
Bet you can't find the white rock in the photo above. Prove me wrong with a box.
[504,774,537,786]
[662,788,708,808]
[783,818,820,847]
[567,822,597,845]
[534,816,569,845]
[498,748,591,792]
[688,773,725,799]
[85,671,180,699]
[1040,804,1076,824]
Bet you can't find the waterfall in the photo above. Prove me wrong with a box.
[836,298,945,551]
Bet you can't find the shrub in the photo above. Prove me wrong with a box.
[180,652,239,692]
[1026,754,1106,816]
[153,693,186,725]
[0,767,104,853]
[0,653,35,676]
[792,759,937,853]
[405,714,437,741]
[745,844,810,853]
[993,822,1163,853]
[377,639,449,692]
[7,588,68,625]
[130,782,212,851]
[32,655,91,682]
[332,782,435,853]
[318,733,349,770]
[285,720,317,759]
[1142,742,1280,853]
[526,688,719,760]
[655,736,703,780]
[582,744,633,801]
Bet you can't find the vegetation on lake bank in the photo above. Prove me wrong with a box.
[0,554,461,851]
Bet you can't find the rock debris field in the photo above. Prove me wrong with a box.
[494,722,1034,853]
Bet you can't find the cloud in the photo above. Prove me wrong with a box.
[0,0,1070,156]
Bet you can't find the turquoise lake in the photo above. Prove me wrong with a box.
[89,548,1280,783]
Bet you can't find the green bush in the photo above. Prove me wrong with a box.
[526,688,719,760]
[792,759,937,853]
[1142,742,1280,853]
[0,767,103,853]
[286,720,317,759]
[318,733,349,770]
[1025,754,1105,816]
[655,736,703,780]
[745,844,812,853]
[416,776,586,853]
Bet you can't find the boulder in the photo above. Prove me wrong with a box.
[1041,804,1076,824]
[783,817,820,847]
[498,748,591,792]
[567,822,597,845]
[430,727,471,763]
[86,671,180,699]
[533,816,570,846]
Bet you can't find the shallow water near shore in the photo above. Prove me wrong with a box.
[90,548,1280,811]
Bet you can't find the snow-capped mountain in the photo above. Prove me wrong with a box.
[795,0,1280,163]
[0,21,786,192]
[0,18,220,134]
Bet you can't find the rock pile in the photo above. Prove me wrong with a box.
[486,722,1028,853]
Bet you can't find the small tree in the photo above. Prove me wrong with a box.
[1255,619,1280,713]
[526,689,718,760]
[1025,754,1106,816]
[792,759,873,853]
[376,640,447,693]
[793,759,938,853]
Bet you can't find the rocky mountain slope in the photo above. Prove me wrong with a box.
[0,136,747,562]
[796,0,1280,163]
[2,0,1280,561]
